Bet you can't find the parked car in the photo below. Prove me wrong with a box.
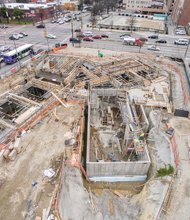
[75,29,81,32]
[59,20,65,24]
[0,25,8,29]
[69,37,81,43]
[46,34,56,39]
[148,35,158,39]
[35,49,44,54]
[155,39,167,43]
[64,17,71,22]
[176,27,185,31]
[9,34,19,40]
[17,33,24,38]
[51,19,56,23]
[101,34,109,38]
[19,32,28,36]
[93,35,102,39]
[176,30,186,35]
[120,33,131,39]
[56,18,62,23]
[36,24,45,28]
[174,39,189,45]
[0,45,10,52]
[83,37,93,42]
[83,31,93,37]
[147,45,160,51]
[120,35,131,40]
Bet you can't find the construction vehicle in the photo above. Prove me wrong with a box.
[123,37,144,46]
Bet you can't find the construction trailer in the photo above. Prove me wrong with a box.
[86,89,151,182]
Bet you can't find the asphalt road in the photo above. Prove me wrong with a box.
[0,14,190,76]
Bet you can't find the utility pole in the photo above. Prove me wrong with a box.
[184,40,190,58]
[71,12,74,46]
[44,25,50,55]
[80,13,83,31]
[13,39,21,68]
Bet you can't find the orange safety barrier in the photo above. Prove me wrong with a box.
[31,57,36,62]
[170,135,180,167]
[52,45,68,53]
[167,63,189,104]
[166,123,180,167]
[0,144,6,150]
[11,67,17,73]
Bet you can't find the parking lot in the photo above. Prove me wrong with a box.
[0,13,190,76]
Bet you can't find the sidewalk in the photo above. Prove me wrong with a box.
[167,15,175,36]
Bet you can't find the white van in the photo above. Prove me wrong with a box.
[83,31,93,37]
[174,39,189,45]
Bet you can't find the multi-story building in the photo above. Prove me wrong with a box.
[172,0,190,26]
[123,0,152,9]
[122,0,167,14]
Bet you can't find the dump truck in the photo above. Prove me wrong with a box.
[123,37,144,46]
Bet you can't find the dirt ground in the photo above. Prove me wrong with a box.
[0,103,81,220]
[165,117,190,220]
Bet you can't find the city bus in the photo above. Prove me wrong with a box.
[3,44,33,64]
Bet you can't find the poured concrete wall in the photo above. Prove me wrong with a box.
[139,105,149,132]
[87,161,151,178]
[87,89,151,181]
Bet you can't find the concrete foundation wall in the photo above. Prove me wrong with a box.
[87,161,151,178]
[140,105,149,132]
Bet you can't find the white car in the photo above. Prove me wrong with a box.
[176,30,186,35]
[64,17,71,22]
[120,35,131,40]
[17,33,24,38]
[13,34,21,39]
[56,18,62,23]
[174,39,189,45]
[147,45,160,51]
[59,20,65,24]
[0,45,9,52]
[46,34,56,39]
[83,31,93,37]
[0,57,4,63]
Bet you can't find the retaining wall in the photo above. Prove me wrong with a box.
[87,160,151,178]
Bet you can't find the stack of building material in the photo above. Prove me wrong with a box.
[14,106,40,125]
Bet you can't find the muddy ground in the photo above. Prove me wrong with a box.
[0,104,81,220]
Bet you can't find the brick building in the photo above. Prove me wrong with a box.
[1,3,55,22]
[172,0,190,26]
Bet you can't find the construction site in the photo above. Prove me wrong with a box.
[0,47,190,220]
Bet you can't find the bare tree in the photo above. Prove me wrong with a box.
[90,2,103,28]
[126,15,137,33]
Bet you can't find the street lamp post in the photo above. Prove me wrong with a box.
[71,13,74,47]
[80,13,83,31]
[13,39,21,68]
[44,25,50,55]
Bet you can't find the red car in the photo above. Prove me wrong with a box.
[93,35,102,39]
[101,34,109,38]
[83,37,93,42]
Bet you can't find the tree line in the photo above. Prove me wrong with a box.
[0,6,23,23]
